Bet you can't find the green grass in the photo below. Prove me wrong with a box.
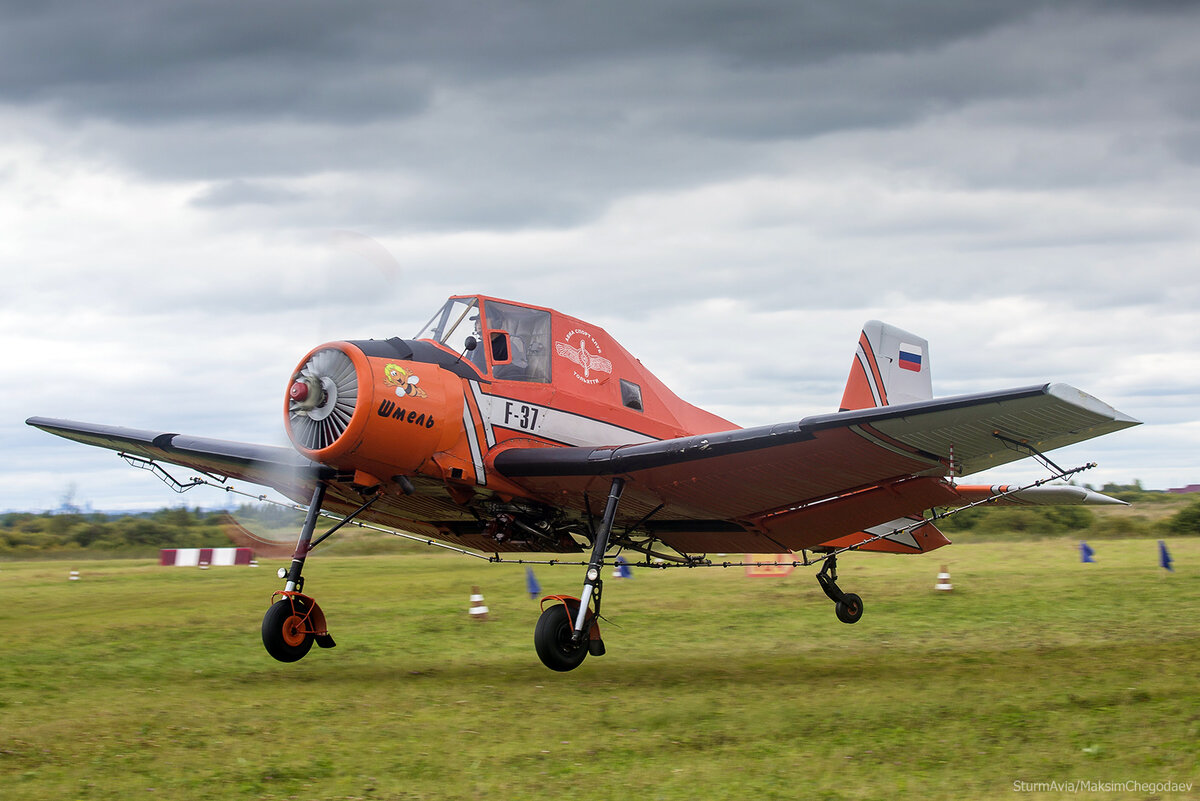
[1,538,1197,800]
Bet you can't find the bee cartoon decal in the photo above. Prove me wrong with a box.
[383,363,428,398]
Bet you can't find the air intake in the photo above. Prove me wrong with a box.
[288,347,359,451]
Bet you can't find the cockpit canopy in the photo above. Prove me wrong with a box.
[416,296,552,383]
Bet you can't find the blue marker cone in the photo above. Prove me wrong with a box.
[1080,541,1095,563]
[1159,540,1174,572]
[525,567,541,598]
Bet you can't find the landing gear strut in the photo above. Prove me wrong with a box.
[534,477,625,672]
[261,482,336,662]
[816,553,864,624]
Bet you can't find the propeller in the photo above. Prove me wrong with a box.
[225,230,401,552]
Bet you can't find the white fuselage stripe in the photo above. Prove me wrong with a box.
[469,381,497,448]
[474,391,658,448]
[461,397,486,484]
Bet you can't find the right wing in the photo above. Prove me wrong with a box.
[494,383,1140,553]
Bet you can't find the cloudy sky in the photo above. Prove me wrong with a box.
[3,0,1197,512]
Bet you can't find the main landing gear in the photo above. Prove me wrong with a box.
[816,553,864,625]
[262,477,866,669]
[533,477,625,672]
[261,482,339,663]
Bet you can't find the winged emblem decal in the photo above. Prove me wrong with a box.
[556,329,613,383]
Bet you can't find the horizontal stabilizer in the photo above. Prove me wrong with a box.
[817,516,951,554]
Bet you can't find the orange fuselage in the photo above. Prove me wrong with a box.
[284,295,735,503]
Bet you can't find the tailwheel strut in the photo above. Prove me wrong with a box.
[533,477,625,672]
[816,553,864,625]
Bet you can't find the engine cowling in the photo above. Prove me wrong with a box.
[284,341,462,484]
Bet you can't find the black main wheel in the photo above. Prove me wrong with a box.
[262,599,315,662]
[835,593,864,624]
[534,604,588,672]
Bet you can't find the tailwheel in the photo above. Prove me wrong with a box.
[534,603,589,672]
[262,597,314,662]
[816,553,865,625]
[835,592,864,625]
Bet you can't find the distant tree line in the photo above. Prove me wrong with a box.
[0,507,236,557]
[2,489,1199,558]
[940,486,1200,540]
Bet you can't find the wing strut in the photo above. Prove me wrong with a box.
[122,453,212,493]
[992,432,1067,474]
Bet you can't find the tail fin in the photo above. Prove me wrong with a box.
[840,320,932,411]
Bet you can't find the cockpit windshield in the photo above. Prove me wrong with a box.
[415,296,552,383]
[415,297,480,348]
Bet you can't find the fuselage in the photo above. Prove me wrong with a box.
[285,294,737,512]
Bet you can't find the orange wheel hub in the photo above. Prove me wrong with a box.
[281,614,307,647]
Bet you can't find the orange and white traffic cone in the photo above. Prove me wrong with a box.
[469,586,489,620]
[935,565,953,592]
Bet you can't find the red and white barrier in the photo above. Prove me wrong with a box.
[160,547,254,567]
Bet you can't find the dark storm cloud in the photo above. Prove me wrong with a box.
[0,0,424,122]
[0,0,1053,124]
[0,1,1148,134]
[5,0,1196,235]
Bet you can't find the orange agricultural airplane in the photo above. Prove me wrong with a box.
[28,294,1139,671]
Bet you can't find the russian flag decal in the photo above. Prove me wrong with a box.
[898,343,922,372]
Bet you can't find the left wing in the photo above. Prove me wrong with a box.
[26,417,334,501]
[26,416,481,542]
[493,383,1139,554]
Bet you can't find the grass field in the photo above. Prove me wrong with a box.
[1,537,1197,800]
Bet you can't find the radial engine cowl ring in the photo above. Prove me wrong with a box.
[288,348,358,451]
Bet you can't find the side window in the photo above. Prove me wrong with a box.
[490,331,511,363]
[620,379,643,412]
[484,301,552,382]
